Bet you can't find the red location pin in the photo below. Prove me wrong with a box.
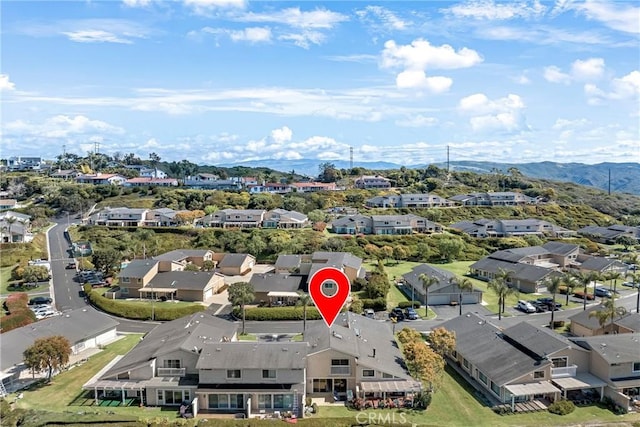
[309,267,351,328]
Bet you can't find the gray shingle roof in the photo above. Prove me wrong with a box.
[1,308,119,371]
[471,258,553,283]
[118,260,158,278]
[218,253,254,268]
[570,333,640,364]
[250,273,303,293]
[614,313,640,332]
[502,322,578,359]
[578,257,624,272]
[153,249,212,262]
[568,304,627,330]
[437,313,552,386]
[148,271,222,291]
[541,242,580,256]
[402,264,456,293]
[275,255,301,270]
[196,342,308,370]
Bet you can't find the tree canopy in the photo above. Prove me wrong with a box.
[23,335,71,381]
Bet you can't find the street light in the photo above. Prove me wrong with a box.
[170,280,176,302]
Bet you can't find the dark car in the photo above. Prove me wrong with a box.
[529,301,548,313]
[594,287,613,298]
[29,296,53,305]
[65,262,77,270]
[537,297,562,311]
[389,307,404,321]
[404,307,419,320]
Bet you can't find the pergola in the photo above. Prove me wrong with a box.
[505,381,562,412]
[552,373,606,400]
[360,380,422,398]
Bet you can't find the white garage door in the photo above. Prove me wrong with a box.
[204,289,213,299]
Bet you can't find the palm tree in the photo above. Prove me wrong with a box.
[626,271,640,314]
[452,276,474,316]
[588,298,627,331]
[543,275,564,329]
[228,282,254,335]
[604,270,623,293]
[296,292,312,336]
[5,216,17,243]
[418,273,439,312]
[488,269,518,320]
[563,274,577,306]
[572,271,601,311]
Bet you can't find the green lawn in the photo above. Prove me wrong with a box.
[238,333,257,341]
[0,266,15,294]
[315,366,640,427]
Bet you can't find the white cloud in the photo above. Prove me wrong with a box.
[122,0,151,7]
[270,126,293,144]
[184,0,246,15]
[322,54,378,63]
[62,30,134,44]
[236,7,349,29]
[443,0,547,20]
[395,71,452,92]
[586,70,640,103]
[477,25,612,46]
[543,66,571,84]
[395,115,439,127]
[552,118,590,130]
[230,27,272,43]
[571,58,605,80]
[575,0,640,34]
[512,74,531,85]
[278,31,325,49]
[356,5,410,31]
[0,74,15,91]
[458,93,527,133]
[3,115,124,140]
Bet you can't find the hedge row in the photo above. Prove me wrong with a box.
[0,292,36,333]
[85,286,205,321]
[360,297,387,311]
[235,306,323,321]
[397,301,422,309]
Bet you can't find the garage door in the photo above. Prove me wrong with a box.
[428,295,449,305]
[204,289,213,299]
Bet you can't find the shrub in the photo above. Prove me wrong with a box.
[236,306,323,321]
[349,299,364,314]
[414,392,432,410]
[548,400,575,415]
[311,403,319,414]
[398,301,422,309]
[360,297,386,311]
[0,292,35,333]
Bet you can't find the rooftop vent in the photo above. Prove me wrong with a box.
[282,347,289,352]
[216,347,222,351]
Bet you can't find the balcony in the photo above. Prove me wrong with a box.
[157,368,186,377]
[552,365,577,378]
[330,366,351,376]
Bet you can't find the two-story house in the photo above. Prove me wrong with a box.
[7,156,45,171]
[125,177,179,187]
[331,215,442,235]
[354,175,391,189]
[88,207,150,227]
[0,211,31,243]
[262,209,309,229]
[117,260,159,298]
[450,218,574,238]
[198,209,266,228]
[578,224,640,244]
[402,264,483,306]
[365,193,454,208]
[75,173,126,185]
[448,192,536,206]
[305,312,421,401]
[195,342,308,416]
[291,182,337,193]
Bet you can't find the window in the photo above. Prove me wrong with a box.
[121,287,129,294]
[313,379,332,393]
[478,371,487,385]
[534,371,544,379]
[157,390,163,403]
[551,357,568,368]
[490,381,500,396]
[164,360,181,368]
[262,369,276,379]
[273,394,293,409]
[362,369,375,377]
[258,394,272,409]
[227,369,241,379]
[331,359,349,366]
[462,358,470,369]
[121,277,130,283]
[633,362,640,372]
[382,373,394,379]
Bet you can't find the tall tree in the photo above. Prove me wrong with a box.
[92,249,121,275]
[427,327,456,356]
[588,298,627,330]
[452,276,474,316]
[418,273,439,311]
[228,282,254,335]
[23,336,71,381]
[572,271,601,311]
[488,268,518,320]
[543,275,564,329]
[625,271,640,314]
[296,292,313,336]
[149,152,161,178]
[604,270,623,293]
[318,162,341,183]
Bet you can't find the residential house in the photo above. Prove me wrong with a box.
[250,273,304,305]
[117,260,160,299]
[448,192,537,206]
[247,183,293,194]
[274,255,303,274]
[402,264,483,305]
[354,175,391,189]
[291,182,337,193]
[0,199,18,210]
[450,218,574,238]
[7,156,45,171]
[263,209,309,229]
[572,255,627,274]
[88,207,150,227]
[571,333,640,410]
[76,173,126,185]
[365,193,454,208]
[144,271,224,302]
[438,313,560,409]
[569,306,640,337]
[50,169,79,180]
[140,168,168,179]
[331,214,442,235]
[153,249,215,271]
[578,225,640,244]
[83,313,238,412]
[198,209,265,228]
[305,312,420,401]
[125,177,179,187]
[306,252,364,285]
[184,174,242,190]
[218,254,255,276]
[0,211,31,243]
[145,208,187,227]
[2,308,119,392]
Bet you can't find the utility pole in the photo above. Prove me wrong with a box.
[349,146,354,170]
[608,168,611,195]
[447,145,450,173]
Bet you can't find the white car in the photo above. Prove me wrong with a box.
[517,300,536,313]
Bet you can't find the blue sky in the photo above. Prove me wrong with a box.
[1,0,639,166]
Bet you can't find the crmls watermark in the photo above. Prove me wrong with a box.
[354,412,417,426]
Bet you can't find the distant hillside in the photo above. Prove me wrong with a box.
[220,159,640,195]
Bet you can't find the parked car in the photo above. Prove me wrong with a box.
[573,291,595,300]
[404,307,419,320]
[65,262,77,270]
[517,300,536,313]
[622,281,639,288]
[29,296,52,305]
[363,309,375,319]
[594,287,613,298]
[529,301,548,313]
[536,297,562,310]
[389,307,405,321]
